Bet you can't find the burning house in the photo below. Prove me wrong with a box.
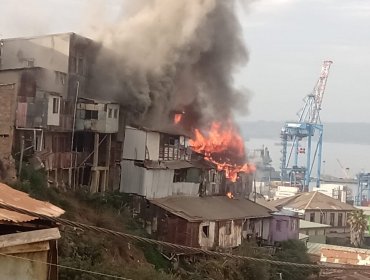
[120,126,223,198]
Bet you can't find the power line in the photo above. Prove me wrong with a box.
[0,202,369,271]
[0,252,133,280]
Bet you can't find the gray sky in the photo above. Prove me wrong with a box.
[2,0,370,123]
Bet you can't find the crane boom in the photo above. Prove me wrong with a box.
[311,60,333,123]
[299,60,333,124]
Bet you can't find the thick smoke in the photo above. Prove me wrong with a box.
[88,0,248,131]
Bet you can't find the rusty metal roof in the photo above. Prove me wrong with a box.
[268,191,356,211]
[150,196,271,222]
[0,183,64,223]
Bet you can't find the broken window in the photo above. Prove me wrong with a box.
[108,108,113,118]
[202,225,209,238]
[85,110,98,120]
[225,221,232,235]
[310,212,315,222]
[276,220,281,232]
[52,97,59,114]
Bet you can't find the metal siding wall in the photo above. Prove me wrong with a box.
[145,170,173,199]
[122,128,146,160]
[120,160,145,195]
[146,132,160,160]
[172,182,199,196]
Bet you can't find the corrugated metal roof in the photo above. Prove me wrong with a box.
[268,191,356,211]
[150,196,271,222]
[0,183,64,223]
[307,242,370,256]
[143,160,215,170]
[300,219,331,229]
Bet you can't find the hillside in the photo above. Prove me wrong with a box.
[11,165,317,280]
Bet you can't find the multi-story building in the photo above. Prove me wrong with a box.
[0,33,122,191]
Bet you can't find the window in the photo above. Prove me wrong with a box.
[225,221,232,235]
[320,213,325,224]
[338,213,343,227]
[52,97,59,114]
[330,213,335,226]
[114,109,118,119]
[108,108,113,118]
[202,225,209,238]
[85,110,98,120]
[276,220,281,232]
[310,212,315,222]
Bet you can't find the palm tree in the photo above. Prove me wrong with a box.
[347,210,368,247]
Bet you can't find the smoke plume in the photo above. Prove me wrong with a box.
[88,0,249,131]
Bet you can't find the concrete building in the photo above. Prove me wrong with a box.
[269,191,356,235]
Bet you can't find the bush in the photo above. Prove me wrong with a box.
[272,240,318,280]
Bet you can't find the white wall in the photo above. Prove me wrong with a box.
[122,128,147,160]
[199,221,216,248]
[146,132,160,160]
[142,169,174,198]
[1,34,70,73]
[173,182,199,196]
[120,160,175,199]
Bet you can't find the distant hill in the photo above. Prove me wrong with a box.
[238,121,370,145]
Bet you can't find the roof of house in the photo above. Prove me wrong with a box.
[268,191,356,211]
[307,242,370,256]
[0,183,65,223]
[272,208,300,217]
[299,233,309,240]
[299,219,331,229]
[143,159,216,170]
[150,196,272,222]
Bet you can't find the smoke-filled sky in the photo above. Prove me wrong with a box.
[1,0,370,123]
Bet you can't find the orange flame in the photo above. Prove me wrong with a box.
[190,122,255,182]
[174,114,182,124]
[226,192,234,199]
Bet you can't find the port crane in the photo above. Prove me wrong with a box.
[280,60,333,190]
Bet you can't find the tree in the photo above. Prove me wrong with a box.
[348,210,368,248]
[272,240,317,280]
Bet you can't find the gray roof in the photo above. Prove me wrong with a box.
[143,159,216,170]
[150,196,272,222]
[268,191,356,211]
[299,220,331,229]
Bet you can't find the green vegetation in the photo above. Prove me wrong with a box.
[272,240,318,280]
[348,210,368,248]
